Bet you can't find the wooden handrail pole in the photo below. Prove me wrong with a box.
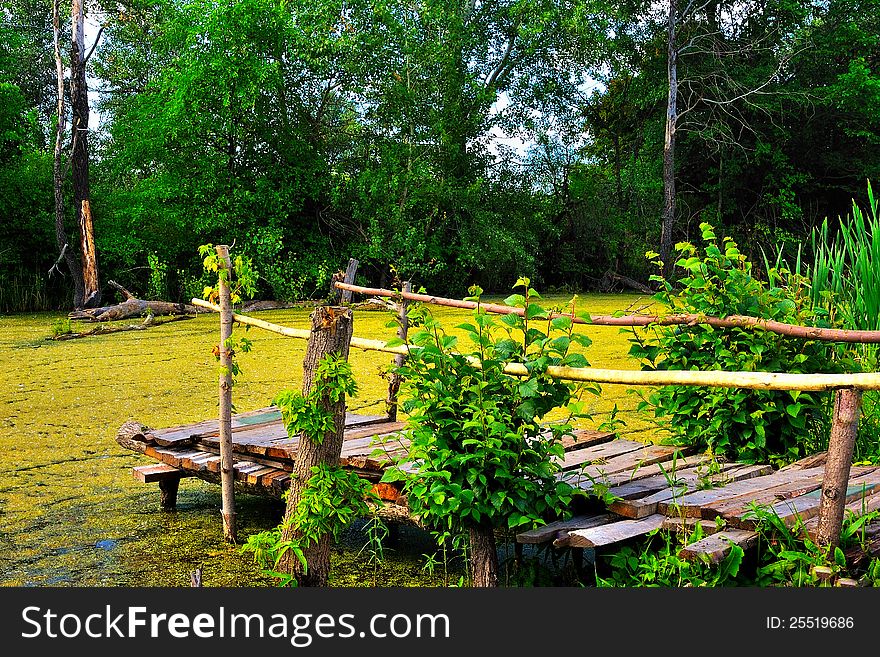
[816,388,862,550]
[386,281,412,421]
[216,244,236,542]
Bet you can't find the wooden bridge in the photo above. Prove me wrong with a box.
[118,408,880,564]
[116,252,880,566]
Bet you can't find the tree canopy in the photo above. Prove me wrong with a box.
[1,0,878,308]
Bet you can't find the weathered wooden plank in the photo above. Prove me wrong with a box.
[606,462,740,502]
[704,473,832,522]
[132,464,191,483]
[615,464,774,519]
[780,451,828,471]
[739,471,880,529]
[560,453,712,490]
[245,466,279,486]
[657,466,831,518]
[803,491,880,538]
[557,439,649,471]
[678,530,760,563]
[560,429,616,452]
[661,517,722,536]
[577,444,695,481]
[516,514,616,545]
[561,514,666,548]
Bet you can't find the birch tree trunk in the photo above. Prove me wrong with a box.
[71,0,100,308]
[52,0,85,308]
[660,0,678,282]
[278,307,354,586]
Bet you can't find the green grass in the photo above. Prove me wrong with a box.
[0,293,652,586]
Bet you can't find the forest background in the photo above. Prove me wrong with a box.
[2,0,878,311]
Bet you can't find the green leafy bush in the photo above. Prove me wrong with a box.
[383,279,597,583]
[630,223,837,465]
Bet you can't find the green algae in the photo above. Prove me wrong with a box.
[0,294,654,587]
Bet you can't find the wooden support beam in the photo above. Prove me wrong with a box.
[216,245,236,542]
[386,281,411,422]
[816,389,863,549]
[159,478,180,510]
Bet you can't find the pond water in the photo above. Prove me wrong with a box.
[0,294,650,587]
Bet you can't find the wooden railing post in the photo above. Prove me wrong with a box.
[816,388,862,549]
[386,281,411,421]
[339,258,359,305]
[216,244,236,542]
[278,306,354,586]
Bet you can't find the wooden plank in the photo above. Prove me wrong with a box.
[516,514,616,545]
[741,471,880,529]
[657,466,831,518]
[560,453,712,490]
[561,514,666,548]
[557,439,647,471]
[704,473,833,522]
[678,530,760,563]
[560,429,615,452]
[606,462,740,502]
[615,464,773,519]
[661,517,722,536]
[245,466,279,486]
[577,445,695,481]
[803,491,880,538]
[132,464,191,483]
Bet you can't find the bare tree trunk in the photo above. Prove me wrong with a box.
[816,389,862,550]
[71,0,100,308]
[216,245,236,542]
[468,525,499,587]
[660,0,678,282]
[52,0,85,308]
[278,307,354,586]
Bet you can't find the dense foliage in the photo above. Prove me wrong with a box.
[630,224,838,465]
[382,281,596,583]
[1,1,878,308]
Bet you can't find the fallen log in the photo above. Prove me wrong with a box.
[69,280,206,321]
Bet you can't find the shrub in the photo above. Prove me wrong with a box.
[383,279,597,585]
[629,223,837,465]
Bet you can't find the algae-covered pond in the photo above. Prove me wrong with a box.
[0,294,653,587]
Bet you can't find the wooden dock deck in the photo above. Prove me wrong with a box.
[118,411,880,562]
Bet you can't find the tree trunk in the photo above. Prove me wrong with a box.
[468,525,499,587]
[660,0,678,282]
[71,0,100,308]
[216,246,236,542]
[278,306,354,587]
[52,0,85,308]
[816,389,862,550]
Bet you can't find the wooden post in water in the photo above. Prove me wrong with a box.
[339,258,359,304]
[216,244,237,542]
[386,281,411,422]
[278,306,354,586]
[816,388,862,549]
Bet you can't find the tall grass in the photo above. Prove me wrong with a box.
[765,182,880,463]
[809,181,880,339]
[0,270,63,313]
